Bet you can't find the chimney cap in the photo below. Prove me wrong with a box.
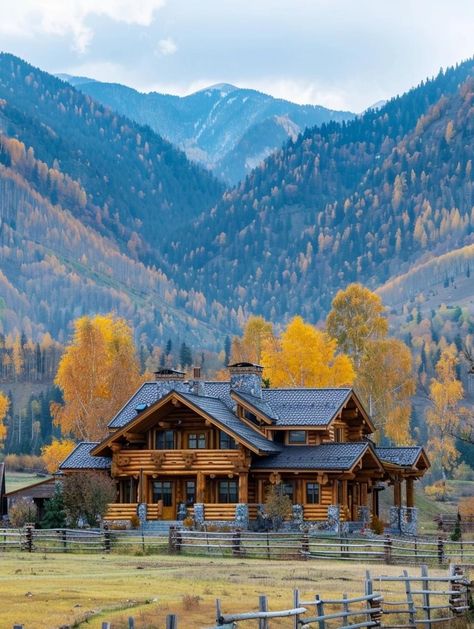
[154,368,186,380]
[228,362,264,371]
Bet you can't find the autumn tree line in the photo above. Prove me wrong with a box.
[0,283,471,493]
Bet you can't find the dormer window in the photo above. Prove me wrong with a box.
[244,409,258,424]
[288,430,306,444]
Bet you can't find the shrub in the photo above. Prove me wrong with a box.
[263,483,292,530]
[63,471,116,527]
[182,594,201,611]
[4,454,46,473]
[452,463,474,481]
[9,498,38,527]
[40,484,66,528]
[182,516,194,529]
[370,514,384,535]
[424,481,453,501]
[451,513,462,541]
[130,514,140,529]
[459,496,474,517]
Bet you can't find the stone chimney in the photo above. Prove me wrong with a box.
[154,368,188,398]
[191,366,206,396]
[228,362,263,399]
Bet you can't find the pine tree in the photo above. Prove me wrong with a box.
[41,484,66,529]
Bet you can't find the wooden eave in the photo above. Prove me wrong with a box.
[349,444,385,474]
[330,389,376,434]
[92,390,266,457]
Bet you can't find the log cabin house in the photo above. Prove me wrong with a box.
[59,363,429,533]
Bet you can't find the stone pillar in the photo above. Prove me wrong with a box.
[358,506,370,525]
[235,503,249,529]
[400,507,418,536]
[194,503,205,527]
[390,506,401,532]
[177,502,187,521]
[327,505,340,533]
[292,504,304,528]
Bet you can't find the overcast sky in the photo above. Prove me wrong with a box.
[1,0,473,112]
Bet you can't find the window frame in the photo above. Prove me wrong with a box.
[188,432,207,449]
[288,430,307,445]
[219,432,237,449]
[155,429,175,449]
[218,479,238,503]
[306,482,321,504]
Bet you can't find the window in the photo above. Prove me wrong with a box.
[156,430,175,449]
[306,482,320,504]
[219,432,237,449]
[281,482,294,501]
[218,480,238,503]
[188,432,206,449]
[121,478,137,503]
[185,480,196,506]
[243,409,258,424]
[288,430,306,444]
[152,481,173,506]
[334,427,345,442]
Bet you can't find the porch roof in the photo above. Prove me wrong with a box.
[59,442,111,470]
[376,446,427,468]
[252,442,373,470]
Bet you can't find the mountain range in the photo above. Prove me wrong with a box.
[58,75,354,184]
[0,52,474,360]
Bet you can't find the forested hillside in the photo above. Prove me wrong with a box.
[163,59,474,327]
[65,79,354,183]
[0,53,223,264]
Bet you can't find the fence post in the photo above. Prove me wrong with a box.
[301,528,309,560]
[232,529,241,557]
[128,617,135,629]
[403,569,416,628]
[342,593,349,626]
[365,570,382,628]
[62,529,68,553]
[169,526,181,553]
[437,537,445,565]
[25,525,33,553]
[258,594,269,629]
[315,594,325,629]
[166,614,177,629]
[266,532,270,559]
[384,534,392,564]
[103,523,111,554]
[293,589,300,629]
[421,564,431,628]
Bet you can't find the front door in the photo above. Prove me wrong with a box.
[152,480,175,519]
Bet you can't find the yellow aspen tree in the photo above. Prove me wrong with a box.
[327,283,388,367]
[0,391,9,446]
[12,333,24,379]
[426,348,466,475]
[356,338,416,444]
[261,316,354,387]
[41,438,76,473]
[52,314,142,441]
[231,315,274,364]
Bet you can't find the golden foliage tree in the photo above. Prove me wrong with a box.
[356,339,416,444]
[261,316,354,387]
[41,438,76,473]
[426,348,467,475]
[0,391,10,446]
[52,314,142,441]
[327,283,388,367]
[231,315,274,364]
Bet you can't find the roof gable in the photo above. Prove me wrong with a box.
[376,447,430,470]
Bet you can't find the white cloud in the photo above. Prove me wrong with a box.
[0,0,166,54]
[156,37,178,57]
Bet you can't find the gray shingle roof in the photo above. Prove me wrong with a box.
[252,442,371,470]
[376,447,423,467]
[178,392,281,453]
[59,442,111,470]
[236,388,352,425]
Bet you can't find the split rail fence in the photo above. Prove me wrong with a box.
[13,564,470,629]
[2,527,474,565]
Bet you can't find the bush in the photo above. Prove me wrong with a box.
[63,471,116,527]
[424,480,453,501]
[9,498,38,527]
[182,594,201,611]
[182,516,194,529]
[130,514,140,529]
[452,463,474,481]
[40,484,66,529]
[370,514,384,535]
[263,483,292,530]
[4,454,46,473]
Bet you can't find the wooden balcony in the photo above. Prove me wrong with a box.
[112,449,248,476]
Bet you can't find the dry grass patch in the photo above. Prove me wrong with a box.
[0,552,449,628]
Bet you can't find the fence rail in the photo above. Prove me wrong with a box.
[14,565,467,629]
[2,526,474,565]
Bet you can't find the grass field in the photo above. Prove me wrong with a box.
[5,472,50,492]
[0,552,449,629]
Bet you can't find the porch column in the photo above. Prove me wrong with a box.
[393,479,402,508]
[406,477,415,508]
[239,472,248,503]
[360,482,368,507]
[341,479,348,509]
[196,471,206,503]
[256,478,264,503]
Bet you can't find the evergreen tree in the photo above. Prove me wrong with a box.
[41,484,66,529]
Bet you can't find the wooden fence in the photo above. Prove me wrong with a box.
[435,513,474,533]
[15,564,468,629]
[2,527,474,565]
[168,528,474,565]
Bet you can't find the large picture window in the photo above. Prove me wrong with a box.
[218,480,238,503]
[306,482,320,504]
[188,433,207,448]
[155,430,175,449]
